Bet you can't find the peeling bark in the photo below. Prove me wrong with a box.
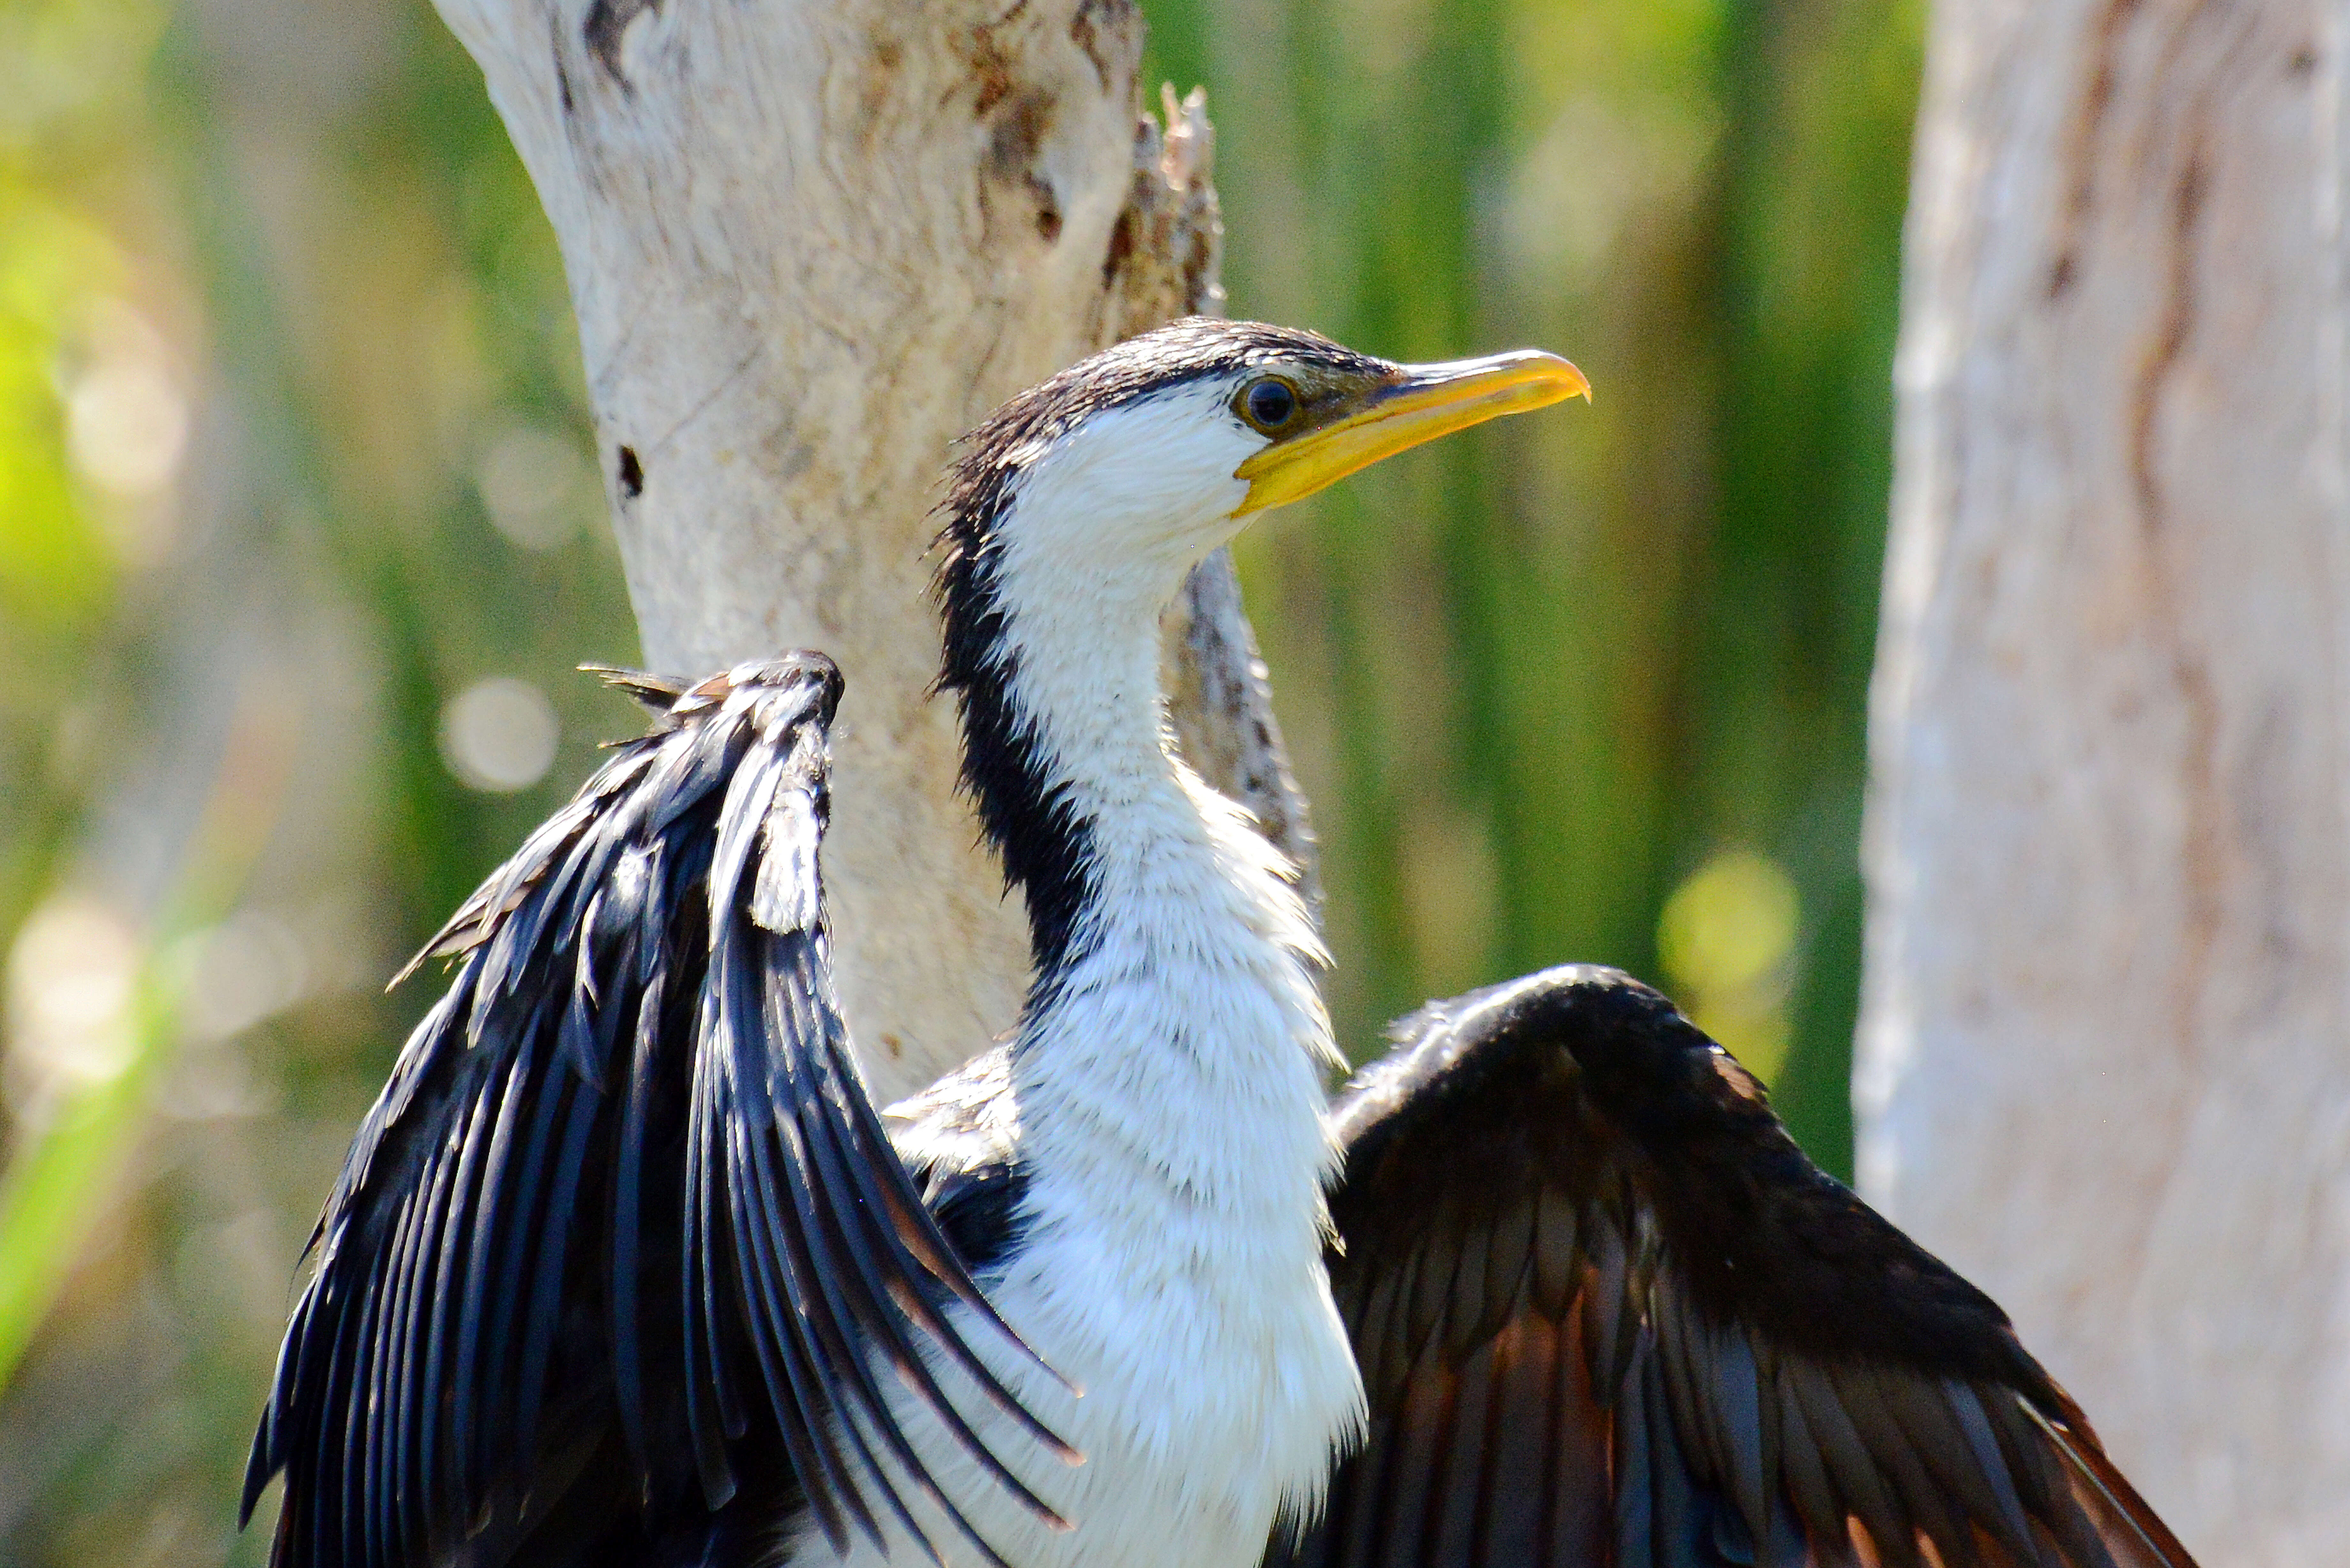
[429,0,1312,1102]
[1862,4,2350,1558]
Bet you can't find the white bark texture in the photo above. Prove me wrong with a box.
[1862,4,2350,1559]
[427,0,1313,1104]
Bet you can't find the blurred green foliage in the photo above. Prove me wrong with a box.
[1148,0,1920,1165]
[0,0,1918,1558]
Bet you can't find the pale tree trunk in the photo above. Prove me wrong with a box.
[1861,3,2350,1559]
[425,0,1313,1104]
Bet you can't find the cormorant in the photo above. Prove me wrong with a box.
[243,318,2195,1568]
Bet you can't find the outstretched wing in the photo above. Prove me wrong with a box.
[244,656,1067,1568]
[1274,966,2195,1568]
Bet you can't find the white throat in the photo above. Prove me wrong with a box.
[985,387,1260,785]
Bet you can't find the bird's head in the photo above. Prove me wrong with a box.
[932,319,1586,959]
[937,318,1589,624]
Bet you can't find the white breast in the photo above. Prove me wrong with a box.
[792,772,1364,1568]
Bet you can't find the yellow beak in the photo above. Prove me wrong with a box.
[1232,350,1590,516]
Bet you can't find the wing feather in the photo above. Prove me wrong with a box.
[245,656,1065,1567]
[1274,966,2198,1568]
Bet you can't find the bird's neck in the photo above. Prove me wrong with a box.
[996,613,1340,1298]
[955,584,1338,1212]
[991,602,1316,982]
[933,531,1361,1538]
[1005,611,1182,832]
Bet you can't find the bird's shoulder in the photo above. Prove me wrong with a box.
[887,1045,1030,1278]
[1334,963,2041,1388]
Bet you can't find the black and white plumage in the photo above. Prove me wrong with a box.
[245,318,2195,1568]
[243,658,1068,1568]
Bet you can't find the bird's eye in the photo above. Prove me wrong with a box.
[1240,377,1299,431]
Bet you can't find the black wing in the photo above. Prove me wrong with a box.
[1274,966,2196,1568]
[244,656,1068,1568]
